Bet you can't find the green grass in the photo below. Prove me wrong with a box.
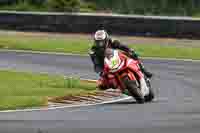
[0,70,96,110]
[0,35,200,60]
[0,35,91,54]
[130,45,200,60]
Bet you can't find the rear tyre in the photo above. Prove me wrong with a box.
[122,76,145,104]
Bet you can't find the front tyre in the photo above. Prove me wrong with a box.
[122,76,145,104]
[144,78,154,102]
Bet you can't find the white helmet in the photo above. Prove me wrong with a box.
[94,30,109,48]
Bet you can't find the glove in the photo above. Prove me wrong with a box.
[98,72,103,77]
[97,77,109,90]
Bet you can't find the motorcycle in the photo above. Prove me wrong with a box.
[98,48,154,104]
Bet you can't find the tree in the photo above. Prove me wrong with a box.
[47,0,81,12]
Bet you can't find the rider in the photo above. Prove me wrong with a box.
[89,30,153,80]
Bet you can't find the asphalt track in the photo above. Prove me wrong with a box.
[0,51,200,133]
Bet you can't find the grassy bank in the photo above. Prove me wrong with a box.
[0,34,200,60]
[0,70,96,110]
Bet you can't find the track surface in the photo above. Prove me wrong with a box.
[0,51,200,133]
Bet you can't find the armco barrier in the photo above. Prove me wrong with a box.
[0,11,200,38]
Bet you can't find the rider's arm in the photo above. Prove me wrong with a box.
[111,40,131,53]
[111,40,139,59]
[89,46,104,74]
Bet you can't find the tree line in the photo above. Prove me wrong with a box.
[86,0,200,16]
[0,0,200,16]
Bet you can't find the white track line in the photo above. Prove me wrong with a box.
[143,57,200,62]
[0,96,182,113]
[0,49,88,57]
[0,49,200,62]
[0,96,133,113]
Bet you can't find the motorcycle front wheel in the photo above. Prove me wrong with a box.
[144,78,155,102]
[122,76,145,104]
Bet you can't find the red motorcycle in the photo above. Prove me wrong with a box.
[98,48,154,103]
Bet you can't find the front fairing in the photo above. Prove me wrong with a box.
[104,50,124,73]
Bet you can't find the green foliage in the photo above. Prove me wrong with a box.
[12,0,36,11]
[80,1,96,12]
[1,0,200,16]
[0,0,46,11]
[85,0,200,16]
[47,0,81,12]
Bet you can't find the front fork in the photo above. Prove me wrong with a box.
[115,72,133,96]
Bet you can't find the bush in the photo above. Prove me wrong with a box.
[0,0,46,11]
[80,1,97,12]
[13,0,36,11]
[47,0,81,12]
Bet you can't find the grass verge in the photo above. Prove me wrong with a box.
[0,70,96,110]
[0,34,200,60]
